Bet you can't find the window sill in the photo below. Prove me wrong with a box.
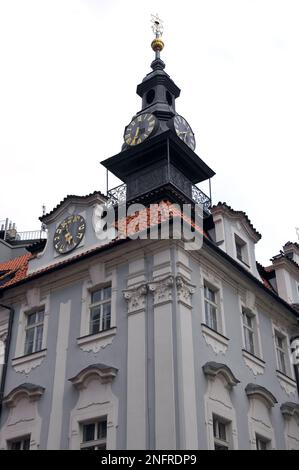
[201,323,229,355]
[276,370,297,396]
[242,349,265,376]
[12,349,47,374]
[77,327,117,353]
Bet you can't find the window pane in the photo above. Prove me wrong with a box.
[24,328,34,355]
[276,335,283,349]
[103,286,111,300]
[83,423,95,442]
[37,310,44,323]
[102,303,111,331]
[218,422,226,441]
[35,325,43,352]
[90,306,101,334]
[10,441,21,450]
[279,351,286,374]
[205,304,217,331]
[90,306,101,321]
[205,287,215,302]
[23,438,30,450]
[27,312,37,326]
[97,421,107,439]
[246,314,252,328]
[91,290,102,304]
[244,327,255,355]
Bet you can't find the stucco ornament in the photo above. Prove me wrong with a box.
[176,275,196,307]
[148,275,174,305]
[123,284,147,313]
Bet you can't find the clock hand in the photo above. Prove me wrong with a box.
[132,127,140,145]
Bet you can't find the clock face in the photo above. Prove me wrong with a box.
[124,113,157,146]
[173,115,196,150]
[53,215,86,254]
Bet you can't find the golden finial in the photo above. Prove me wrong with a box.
[151,14,164,55]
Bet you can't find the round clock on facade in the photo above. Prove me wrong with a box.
[53,215,86,254]
[173,114,196,151]
[124,113,157,146]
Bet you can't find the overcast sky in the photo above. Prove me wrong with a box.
[0,0,298,265]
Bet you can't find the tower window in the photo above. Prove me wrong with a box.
[146,89,155,104]
[166,91,172,105]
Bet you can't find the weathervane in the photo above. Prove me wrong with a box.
[151,14,164,60]
[151,14,164,38]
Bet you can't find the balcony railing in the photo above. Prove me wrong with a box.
[106,182,211,212]
[16,230,47,241]
[191,185,211,212]
[107,183,127,207]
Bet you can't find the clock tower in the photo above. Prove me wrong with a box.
[101,15,215,214]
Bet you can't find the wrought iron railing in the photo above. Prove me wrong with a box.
[16,230,47,241]
[107,183,127,207]
[106,182,211,212]
[191,185,211,212]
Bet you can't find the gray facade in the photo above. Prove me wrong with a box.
[0,195,299,450]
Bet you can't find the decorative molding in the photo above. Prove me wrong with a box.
[175,275,196,308]
[276,371,297,396]
[201,324,229,355]
[242,349,265,376]
[202,362,240,388]
[148,275,174,306]
[0,330,8,343]
[3,383,45,408]
[123,284,147,314]
[69,364,118,390]
[25,287,41,308]
[77,328,116,353]
[281,402,299,419]
[245,383,277,408]
[12,349,47,374]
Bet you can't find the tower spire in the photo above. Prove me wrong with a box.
[150,14,165,71]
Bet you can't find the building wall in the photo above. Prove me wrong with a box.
[0,239,298,449]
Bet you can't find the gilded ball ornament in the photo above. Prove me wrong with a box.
[151,38,164,52]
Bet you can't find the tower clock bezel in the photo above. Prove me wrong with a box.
[53,214,86,255]
[124,113,157,147]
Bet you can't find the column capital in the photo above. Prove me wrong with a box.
[148,275,174,306]
[123,284,147,314]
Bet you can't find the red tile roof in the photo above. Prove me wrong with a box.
[0,201,284,308]
[0,253,31,287]
[0,201,206,291]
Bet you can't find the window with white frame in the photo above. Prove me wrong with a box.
[242,309,256,355]
[80,419,107,450]
[234,234,249,266]
[89,285,111,335]
[204,284,219,332]
[24,309,44,355]
[255,434,270,450]
[213,415,231,450]
[7,435,31,450]
[275,331,289,375]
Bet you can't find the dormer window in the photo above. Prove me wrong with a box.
[234,234,249,266]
